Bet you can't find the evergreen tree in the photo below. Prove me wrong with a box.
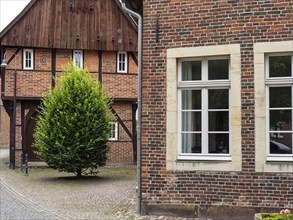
[34,65,112,177]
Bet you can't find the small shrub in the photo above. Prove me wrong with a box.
[261,213,293,220]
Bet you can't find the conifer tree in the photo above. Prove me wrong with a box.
[34,65,112,177]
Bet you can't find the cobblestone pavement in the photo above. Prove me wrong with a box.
[0,149,198,220]
[0,149,61,219]
[0,174,63,220]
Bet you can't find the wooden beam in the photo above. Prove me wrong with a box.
[7,48,21,65]
[51,49,56,88]
[98,51,103,82]
[129,51,138,66]
[110,106,133,141]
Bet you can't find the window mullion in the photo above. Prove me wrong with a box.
[291,86,293,156]
[202,88,208,154]
[202,60,208,155]
[178,89,182,154]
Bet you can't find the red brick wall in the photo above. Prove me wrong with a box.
[4,48,52,97]
[0,99,10,148]
[129,54,138,74]
[107,102,134,164]
[103,74,137,99]
[5,70,51,97]
[102,51,138,99]
[35,49,52,71]
[102,52,116,73]
[142,0,293,214]
[56,49,71,71]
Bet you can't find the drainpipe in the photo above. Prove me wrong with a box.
[121,2,142,214]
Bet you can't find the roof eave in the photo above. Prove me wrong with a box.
[113,0,138,32]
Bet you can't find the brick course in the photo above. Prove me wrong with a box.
[141,0,293,217]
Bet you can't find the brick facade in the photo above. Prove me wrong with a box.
[108,102,134,164]
[141,1,293,218]
[2,47,137,165]
[0,96,10,148]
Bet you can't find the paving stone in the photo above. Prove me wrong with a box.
[1,148,201,220]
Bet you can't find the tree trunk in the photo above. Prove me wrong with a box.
[76,169,82,178]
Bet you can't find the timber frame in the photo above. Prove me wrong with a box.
[0,0,139,165]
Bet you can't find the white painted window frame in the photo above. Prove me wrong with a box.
[108,122,118,141]
[177,57,231,161]
[117,52,127,73]
[23,49,34,70]
[73,50,83,69]
[265,53,293,162]
[254,40,293,173]
[166,44,241,172]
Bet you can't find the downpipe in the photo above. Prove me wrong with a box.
[121,2,142,215]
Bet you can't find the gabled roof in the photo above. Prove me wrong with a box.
[0,0,138,51]
[0,0,37,39]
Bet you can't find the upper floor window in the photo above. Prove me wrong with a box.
[117,52,127,73]
[108,122,118,141]
[178,57,230,158]
[266,54,293,159]
[23,49,34,70]
[73,50,83,68]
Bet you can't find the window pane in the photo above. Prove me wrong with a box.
[108,123,117,140]
[74,52,81,68]
[209,111,229,131]
[208,89,229,109]
[182,133,201,153]
[182,112,201,131]
[208,133,229,154]
[182,90,201,110]
[182,61,201,81]
[120,62,125,71]
[270,110,292,131]
[120,53,125,62]
[270,134,292,154]
[118,53,126,72]
[269,87,291,108]
[208,59,229,80]
[269,56,291,77]
[25,52,31,68]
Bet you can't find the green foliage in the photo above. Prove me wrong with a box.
[33,64,112,177]
[261,213,293,220]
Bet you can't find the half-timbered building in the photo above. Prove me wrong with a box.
[0,0,138,166]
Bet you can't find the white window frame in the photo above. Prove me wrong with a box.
[73,50,83,69]
[117,52,127,73]
[166,44,241,172]
[177,57,231,161]
[265,53,293,162]
[23,49,34,70]
[108,122,118,141]
[254,40,293,173]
